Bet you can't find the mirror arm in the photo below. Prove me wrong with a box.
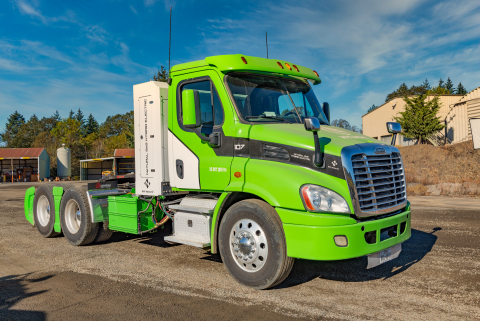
[313,132,323,167]
[391,133,397,146]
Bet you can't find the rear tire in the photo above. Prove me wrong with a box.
[218,199,294,290]
[33,185,59,238]
[60,187,99,246]
[94,221,113,243]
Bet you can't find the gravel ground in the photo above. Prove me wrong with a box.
[1,182,479,320]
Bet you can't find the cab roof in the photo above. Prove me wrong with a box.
[170,54,321,85]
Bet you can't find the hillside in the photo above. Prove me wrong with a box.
[400,141,480,196]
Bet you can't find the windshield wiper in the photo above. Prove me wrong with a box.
[245,115,292,123]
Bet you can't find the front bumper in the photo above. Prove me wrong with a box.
[276,205,411,261]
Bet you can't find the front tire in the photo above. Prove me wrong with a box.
[218,199,294,289]
[60,187,98,246]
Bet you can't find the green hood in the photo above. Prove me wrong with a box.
[248,124,384,156]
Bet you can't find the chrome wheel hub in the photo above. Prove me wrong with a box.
[65,199,81,234]
[37,195,50,227]
[230,219,268,272]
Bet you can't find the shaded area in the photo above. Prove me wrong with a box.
[277,228,439,288]
[0,273,49,321]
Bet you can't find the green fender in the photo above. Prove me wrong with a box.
[52,186,64,233]
[24,187,35,225]
[210,192,231,254]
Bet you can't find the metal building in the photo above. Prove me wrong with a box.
[0,148,50,182]
[80,149,135,181]
[362,94,463,146]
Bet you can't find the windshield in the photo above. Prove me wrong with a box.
[225,73,329,124]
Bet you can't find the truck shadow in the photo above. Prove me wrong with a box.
[0,273,50,320]
[275,227,441,289]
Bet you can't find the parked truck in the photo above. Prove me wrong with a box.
[24,54,410,289]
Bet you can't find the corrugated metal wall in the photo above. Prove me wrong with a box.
[446,102,469,143]
[467,98,480,140]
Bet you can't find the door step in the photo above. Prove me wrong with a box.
[163,235,210,248]
[168,197,217,214]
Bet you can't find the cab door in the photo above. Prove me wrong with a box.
[168,70,234,191]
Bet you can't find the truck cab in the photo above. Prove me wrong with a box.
[25,54,410,290]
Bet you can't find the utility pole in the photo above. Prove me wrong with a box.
[266,32,268,59]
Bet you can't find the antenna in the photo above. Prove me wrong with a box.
[266,31,268,59]
[168,6,172,75]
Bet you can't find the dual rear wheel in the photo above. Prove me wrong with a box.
[33,185,112,245]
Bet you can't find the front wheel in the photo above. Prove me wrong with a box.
[218,199,294,289]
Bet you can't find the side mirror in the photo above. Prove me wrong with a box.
[386,122,401,134]
[386,122,401,146]
[304,117,323,167]
[182,89,201,128]
[304,117,321,132]
[322,102,330,123]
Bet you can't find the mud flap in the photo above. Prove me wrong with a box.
[52,186,64,233]
[24,187,35,225]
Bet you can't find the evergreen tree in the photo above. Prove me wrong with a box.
[422,78,431,90]
[394,93,445,144]
[0,111,26,147]
[84,113,99,136]
[68,109,75,119]
[75,108,85,124]
[438,78,444,88]
[456,82,467,95]
[53,110,62,122]
[153,65,169,82]
[367,104,378,113]
[445,77,454,93]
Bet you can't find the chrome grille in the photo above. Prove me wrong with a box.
[351,152,406,213]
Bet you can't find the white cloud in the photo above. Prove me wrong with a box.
[130,5,138,15]
[83,25,108,44]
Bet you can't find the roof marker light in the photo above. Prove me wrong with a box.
[313,70,319,77]
[285,63,292,70]
[241,56,247,64]
[277,62,284,69]
[293,64,299,72]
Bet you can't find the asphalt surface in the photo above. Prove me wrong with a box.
[0,182,479,320]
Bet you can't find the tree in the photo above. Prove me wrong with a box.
[385,82,427,102]
[52,110,62,122]
[84,113,99,136]
[153,65,169,82]
[445,77,454,93]
[438,78,444,88]
[75,108,85,125]
[422,78,431,90]
[367,104,378,113]
[330,119,361,133]
[394,93,445,144]
[99,111,134,137]
[125,121,134,148]
[456,82,467,95]
[68,110,75,119]
[427,86,450,95]
[0,111,25,147]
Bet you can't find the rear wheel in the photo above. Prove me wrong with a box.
[60,187,98,246]
[33,185,59,238]
[218,199,294,289]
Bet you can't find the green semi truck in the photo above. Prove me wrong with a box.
[24,54,410,289]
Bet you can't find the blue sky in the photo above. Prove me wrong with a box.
[1,0,480,132]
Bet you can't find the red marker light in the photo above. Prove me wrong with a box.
[234,172,242,178]
[241,56,247,64]
[293,64,299,72]
[277,62,284,69]
[313,70,319,77]
[285,63,292,70]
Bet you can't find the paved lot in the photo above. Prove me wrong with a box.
[0,182,479,320]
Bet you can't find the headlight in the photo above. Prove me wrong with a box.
[300,185,350,214]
